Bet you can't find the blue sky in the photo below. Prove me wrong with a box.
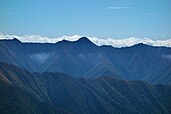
[0,0,171,39]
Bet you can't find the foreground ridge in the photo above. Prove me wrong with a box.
[0,62,171,114]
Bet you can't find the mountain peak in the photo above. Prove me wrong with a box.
[77,37,91,42]
[0,38,21,43]
[137,43,147,46]
[75,37,95,45]
[132,43,150,48]
[12,38,21,43]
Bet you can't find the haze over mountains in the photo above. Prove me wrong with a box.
[0,37,171,84]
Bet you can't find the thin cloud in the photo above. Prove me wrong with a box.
[162,54,171,60]
[145,13,160,16]
[0,13,15,15]
[107,6,135,10]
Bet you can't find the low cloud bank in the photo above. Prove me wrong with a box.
[0,33,171,47]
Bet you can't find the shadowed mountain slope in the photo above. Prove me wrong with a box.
[0,62,171,114]
[0,63,69,114]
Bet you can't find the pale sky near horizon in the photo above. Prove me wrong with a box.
[0,0,171,39]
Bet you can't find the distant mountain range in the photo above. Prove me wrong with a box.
[0,37,171,84]
[0,62,171,114]
[1,34,171,47]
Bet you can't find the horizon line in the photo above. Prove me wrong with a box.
[0,33,171,48]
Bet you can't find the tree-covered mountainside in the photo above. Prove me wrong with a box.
[0,38,171,84]
[0,62,171,114]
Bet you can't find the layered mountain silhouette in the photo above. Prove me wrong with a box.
[0,62,171,114]
[0,37,170,84]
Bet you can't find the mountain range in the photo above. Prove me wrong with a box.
[0,37,171,114]
[0,37,171,84]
